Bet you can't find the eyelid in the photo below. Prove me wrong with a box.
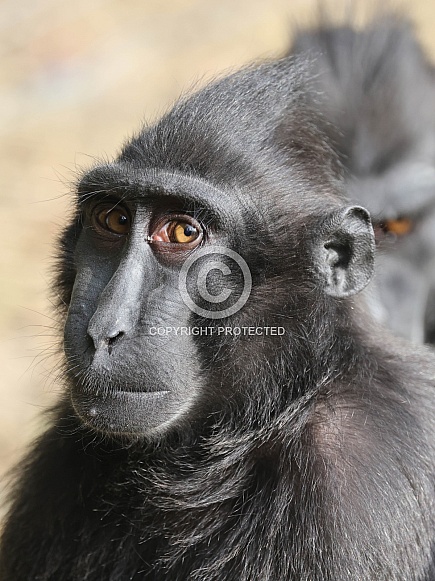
[85,199,128,219]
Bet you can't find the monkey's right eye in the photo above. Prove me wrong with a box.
[150,215,203,248]
[92,205,131,236]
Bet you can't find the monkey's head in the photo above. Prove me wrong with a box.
[292,20,435,344]
[60,59,375,438]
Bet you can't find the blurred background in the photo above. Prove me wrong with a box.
[1,0,435,483]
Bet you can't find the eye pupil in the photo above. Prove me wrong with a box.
[184,225,195,237]
[118,215,128,225]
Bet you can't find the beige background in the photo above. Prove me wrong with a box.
[1,0,435,483]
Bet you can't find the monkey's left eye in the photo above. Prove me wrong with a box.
[151,217,203,247]
[93,205,131,236]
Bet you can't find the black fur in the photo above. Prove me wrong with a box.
[2,18,435,581]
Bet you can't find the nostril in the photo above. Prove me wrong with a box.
[87,325,126,355]
[107,331,125,355]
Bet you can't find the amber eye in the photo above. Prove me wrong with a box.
[151,217,202,246]
[382,217,413,236]
[170,222,200,243]
[93,205,131,236]
[374,217,413,243]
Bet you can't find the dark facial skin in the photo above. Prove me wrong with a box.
[290,18,435,343]
[65,187,201,435]
[65,165,269,436]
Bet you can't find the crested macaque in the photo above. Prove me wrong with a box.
[1,16,435,581]
[290,17,435,343]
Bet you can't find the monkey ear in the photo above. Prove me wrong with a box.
[317,206,375,298]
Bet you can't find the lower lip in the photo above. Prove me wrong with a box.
[71,386,172,435]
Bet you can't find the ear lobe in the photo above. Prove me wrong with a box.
[318,206,375,298]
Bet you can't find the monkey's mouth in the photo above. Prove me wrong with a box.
[83,389,171,407]
[70,383,175,436]
[75,377,170,394]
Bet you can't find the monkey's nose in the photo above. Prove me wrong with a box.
[84,246,149,359]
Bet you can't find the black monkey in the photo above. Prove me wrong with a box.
[2,22,435,581]
[290,18,435,344]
